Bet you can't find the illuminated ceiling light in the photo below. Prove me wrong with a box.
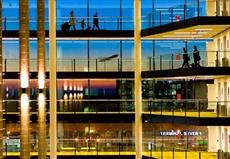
[174,31,208,35]
[69,93,73,100]
[64,93,68,100]
[195,28,213,31]
[74,93,77,99]
[163,34,203,38]
[64,82,67,91]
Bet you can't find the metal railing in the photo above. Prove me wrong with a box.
[142,144,217,159]
[3,58,136,72]
[148,51,230,71]
[2,16,134,31]
[142,0,230,29]
[143,99,230,118]
[3,99,135,113]
[3,136,218,159]
[4,99,230,118]
[2,51,230,73]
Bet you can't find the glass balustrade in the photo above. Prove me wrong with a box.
[3,99,230,118]
[4,58,135,72]
[143,99,230,118]
[147,51,230,71]
[2,135,217,158]
[142,0,230,29]
[2,16,134,31]
[2,52,230,73]
[3,136,135,155]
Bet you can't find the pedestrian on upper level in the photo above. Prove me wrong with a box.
[69,10,77,31]
[193,46,201,67]
[92,12,100,30]
[181,48,190,68]
[81,19,86,30]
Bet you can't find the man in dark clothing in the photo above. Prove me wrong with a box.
[193,46,201,67]
[182,48,190,68]
[92,12,100,30]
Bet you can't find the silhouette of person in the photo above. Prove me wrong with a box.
[182,48,190,68]
[69,11,76,31]
[81,19,86,30]
[193,46,201,67]
[92,12,100,30]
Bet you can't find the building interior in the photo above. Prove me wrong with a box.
[0,0,230,159]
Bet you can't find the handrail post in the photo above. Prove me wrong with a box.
[118,58,120,72]
[173,147,175,159]
[149,57,152,71]
[96,59,98,72]
[148,13,151,28]
[185,149,187,159]
[120,17,122,31]
[160,11,162,25]
[217,101,219,118]
[171,54,174,69]
[216,51,219,67]
[184,3,187,20]
[161,145,163,159]
[172,102,174,117]
[185,100,187,118]
[4,17,6,31]
[4,59,6,73]
[150,142,152,157]
[150,101,152,114]
[198,100,201,118]
[152,10,155,27]
[117,17,120,30]
[161,102,163,116]
[160,55,162,70]
[73,59,76,72]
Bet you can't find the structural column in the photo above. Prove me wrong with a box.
[0,1,3,158]
[37,0,46,158]
[134,0,142,159]
[49,0,57,159]
[19,0,30,158]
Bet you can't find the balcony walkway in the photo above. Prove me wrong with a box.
[3,151,216,159]
[4,71,134,79]
[3,30,134,39]
[142,67,230,79]
[142,16,230,40]
[3,67,230,79]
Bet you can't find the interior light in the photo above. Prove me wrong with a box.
[195,28,213,31]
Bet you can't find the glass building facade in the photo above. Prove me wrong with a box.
[1,0,230,159]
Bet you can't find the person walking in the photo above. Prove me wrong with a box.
[193,46,201,67]
[69,10,77,31]
[81,19,86,30]
[181,48,190,68]
[92,12,100,30]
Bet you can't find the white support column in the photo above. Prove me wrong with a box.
[49,0,57,159]
[219,126,223,150]
[134,0,142,159]
[208,126,219,152]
